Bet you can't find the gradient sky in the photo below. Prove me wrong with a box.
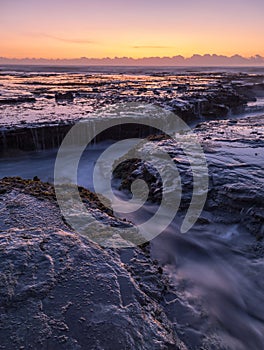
[1,0,263,59]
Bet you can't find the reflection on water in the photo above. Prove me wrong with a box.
[0,70,219,126]
[1,67,263,127]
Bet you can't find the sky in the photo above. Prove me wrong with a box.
[1,0,264,59]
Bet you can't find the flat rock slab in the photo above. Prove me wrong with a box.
[0,185,185,350]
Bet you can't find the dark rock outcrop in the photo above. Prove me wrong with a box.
[0,97,36,105]
[113,114,264,239]
[55,92,74,102]
[0,122,160,154]
[0,179,186,350]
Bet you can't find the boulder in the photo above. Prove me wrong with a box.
[0,178,186,350]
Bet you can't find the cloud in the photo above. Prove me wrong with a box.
[33,33,94,44]
[1,54,264,66]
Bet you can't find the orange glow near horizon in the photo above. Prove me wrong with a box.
[1,0,264,60]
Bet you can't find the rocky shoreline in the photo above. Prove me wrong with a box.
[1,71,264,153]
[0,177,201,350]
[113,114,264,240]
[1,139,264,349]
[1,69,264,349]
[0,113,263,349]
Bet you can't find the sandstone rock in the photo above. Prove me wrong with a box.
[0,183,186,350]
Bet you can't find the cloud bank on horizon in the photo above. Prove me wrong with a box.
[0,54,264,66]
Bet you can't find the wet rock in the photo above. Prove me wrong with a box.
[177,84,188,92]
[1,71,263,153]
[113,159,163,203]
[201,103,230,118]
[0,227,183,350]
[0,177,114,217]
[113,114,264,239]
[0,121,80,153]
[55,92,74,102]
[0,180,186,350]
[0,121,160,153]
[0,97,36,105]
[1,70,264,131]
[235,83,264,99]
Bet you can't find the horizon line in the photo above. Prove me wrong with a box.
[1,54,264,67]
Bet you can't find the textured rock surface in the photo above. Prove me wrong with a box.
[113,114,264,239]
[0,183,187,350]
[1,108,264,349]
[0,68,263,349]
[1,70,263,152]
